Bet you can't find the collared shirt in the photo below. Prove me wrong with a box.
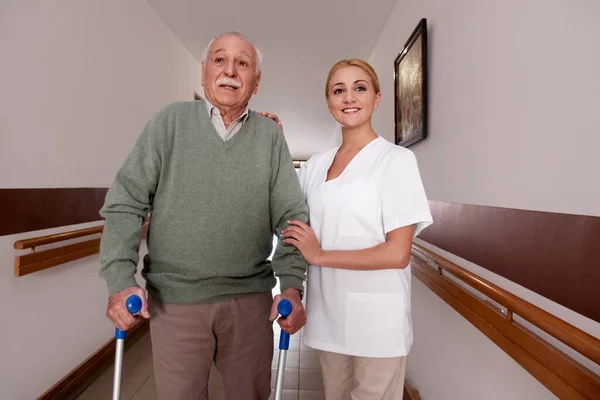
[205,98,249,142]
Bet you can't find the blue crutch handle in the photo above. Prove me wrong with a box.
[115,295,142,339]
[278,299,293,350]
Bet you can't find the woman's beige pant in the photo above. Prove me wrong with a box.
[318,350,406,400]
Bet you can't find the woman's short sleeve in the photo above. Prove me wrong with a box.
[381,151,433,237]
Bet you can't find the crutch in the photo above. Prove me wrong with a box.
[112,295,142,400]
[274,299,293,400]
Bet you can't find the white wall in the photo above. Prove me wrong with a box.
[0,1,200,398]
[368,0,600,398]
[369,0,600,218]
[0,0,202,188]
[410,278,556,400]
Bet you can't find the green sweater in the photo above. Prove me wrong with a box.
[99,101,308,304]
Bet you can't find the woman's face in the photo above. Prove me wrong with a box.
[326,66,381,129]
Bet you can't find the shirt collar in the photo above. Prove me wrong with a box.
[204,98,249,122]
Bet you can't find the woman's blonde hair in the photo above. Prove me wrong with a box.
[325,59,381,98]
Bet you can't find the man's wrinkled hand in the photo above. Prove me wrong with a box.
[270,288,306,335]
[106,286,150,331]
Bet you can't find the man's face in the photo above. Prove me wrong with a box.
[201,35,261,110]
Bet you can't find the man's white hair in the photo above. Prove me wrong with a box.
[201,31,263,74]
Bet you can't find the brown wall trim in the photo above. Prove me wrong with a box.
[38,319,149,400]
[418,200,600,323]
[0,188,108,237]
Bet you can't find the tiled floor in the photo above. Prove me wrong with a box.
[76,325,324,400]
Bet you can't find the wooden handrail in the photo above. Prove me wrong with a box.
[412,243,600,365]
[14,225,104,250]
[411,243,600,400]
[13,220,149,277]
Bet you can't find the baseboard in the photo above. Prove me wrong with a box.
[38,319,150,400]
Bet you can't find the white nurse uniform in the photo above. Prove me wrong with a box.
[298,137,432,358]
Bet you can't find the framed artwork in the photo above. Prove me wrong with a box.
[394,18,428,147]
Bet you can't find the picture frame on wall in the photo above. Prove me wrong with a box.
[394,18,428,147]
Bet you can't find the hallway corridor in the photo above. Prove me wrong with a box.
[76,323,325,400]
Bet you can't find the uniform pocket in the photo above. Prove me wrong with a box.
[345,292,405,349]
[336,185,381,249]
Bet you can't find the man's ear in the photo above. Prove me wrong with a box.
[253,72,262,95]
[201,62,206,87]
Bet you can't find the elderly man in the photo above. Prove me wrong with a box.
[99,31,307,399]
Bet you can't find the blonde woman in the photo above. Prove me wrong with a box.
[281,59,433,399]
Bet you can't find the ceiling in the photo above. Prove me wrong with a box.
[146,0,397,159]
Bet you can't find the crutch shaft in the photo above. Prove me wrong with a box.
[112,338,125,400]
[274,349,288,400]
[112,295,142,400]
[273,299,293,399]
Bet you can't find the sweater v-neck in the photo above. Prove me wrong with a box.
[196,100,253,149]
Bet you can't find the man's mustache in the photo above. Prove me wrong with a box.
[216,77,241,88]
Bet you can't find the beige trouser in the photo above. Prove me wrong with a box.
[318,350,406,400]
[148,292,274,400]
